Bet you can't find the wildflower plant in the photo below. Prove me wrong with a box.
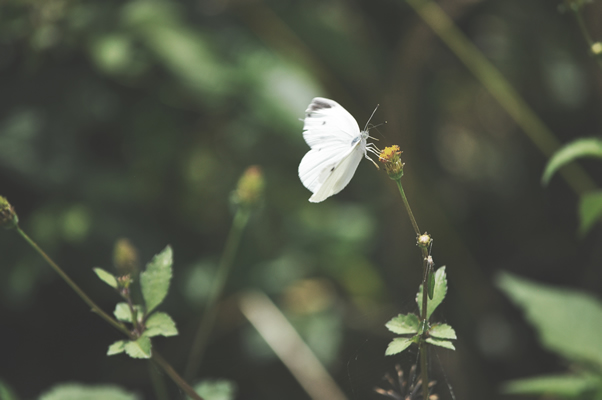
[378,145,457,400]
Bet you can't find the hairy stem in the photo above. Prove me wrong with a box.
[153,351,203,400]
[185,208,251,380]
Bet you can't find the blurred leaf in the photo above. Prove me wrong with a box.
[385,313,420,335]
[38,383,139,400]
[140,245,173,314]
[0,380,20,400]
[501,373,602,397]
[107,340,127,356]
[385,337,413,356]
[143,312,178,337]
[124,337,152,359]
[114,303,143,323]
[425,337,455,350]
[429,323,457,340]
[497,271,602,367]
[579,191,602,235]
[93,268,117,289]
[192,379,237,400]
[542,137,602,185]
[89,34,134,75]
[416,267,447,320]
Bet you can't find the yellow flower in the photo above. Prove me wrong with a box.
[379,145,404,180]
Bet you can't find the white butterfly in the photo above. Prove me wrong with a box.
[298,97,379,203]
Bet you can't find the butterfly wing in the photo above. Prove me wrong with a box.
[298,98,366,202]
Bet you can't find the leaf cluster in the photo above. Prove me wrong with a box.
[384,267,457,356]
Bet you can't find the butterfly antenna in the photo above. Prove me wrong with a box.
[363,104,380,133]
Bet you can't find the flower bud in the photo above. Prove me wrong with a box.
[417,233,432,249]
[113,238,139,277]
[0,196,19,229]
[232,166,264,209]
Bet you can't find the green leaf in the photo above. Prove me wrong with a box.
[427,268,435,300]
[124,337,152,359]
[579,191,602,235]
[114,303,143,323]
[385,313,420,335]
[429,323,457,340]
[140,245,173,314]
[39,383,139,400]
[143,312,178,337]
[0,380,20,400]
[542,137,602,185]
[416,266,447,320]
[497,271,602,367]
[501,373,601,397]
[192,379,237,400]
[385,337,414,356]
[425,337,455,350]
[93,268,117,289]
[107,340,127,356]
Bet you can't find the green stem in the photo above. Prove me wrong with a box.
[16,226,129,336]
[153,351,203,400]
[185,208,251,381]
[394,180,430,400]
[16,226,204,400]
[402,0,597,196]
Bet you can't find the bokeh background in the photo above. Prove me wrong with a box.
[1,0,602,399]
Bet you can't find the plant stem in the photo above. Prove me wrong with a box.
[402,0,597,196]
[16,226,204,400]
[564,0,602,70]
[394,180,430,400]
[153,351,203,400]
[185,208,251,381]
[16,226,130,336]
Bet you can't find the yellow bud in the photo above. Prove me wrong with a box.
[232,166,265,208]
[113,238,139,276]
[417,233,432,248]
[378,146,404,180]
[0,196,19,229]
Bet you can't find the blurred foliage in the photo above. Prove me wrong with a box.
[1,0,602,399]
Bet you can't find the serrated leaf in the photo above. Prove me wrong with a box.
[192,379,237,400]
[107,340,127,355]
[39,383,139,400]
[140,246,173,314]
[497,271,602,367]
[93,268,117,289]
[385,313,420,335]
[501,373,601,397]
[542,137,602,185]
[124,337,152,359]
[429,323,457,340]
[114,303,143,323]
[416,266,447,320]
[143,312,178,337]
[579,191,602,235]
[385,337,414,356]
[425,337,455,350]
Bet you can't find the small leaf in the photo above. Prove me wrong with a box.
[192,379,237,400]
[39,383,139,400]
[114,303,143,323]
[416,266,447,320]
[426,337,455,350]
[385,337,414,356]
[143,312,178,337]
[0,379,20,400]
[501,374,601,397]
[107,340,127,355]
[124,337,152,359]
[542,137,602,185]
[140,246,173,314]
[93,268,117,289]
[579,191,602,235]
[429,323,457,340]
[385,313,420,335]
[427,269,435,300]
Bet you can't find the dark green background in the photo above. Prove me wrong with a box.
[1,0,601,399]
